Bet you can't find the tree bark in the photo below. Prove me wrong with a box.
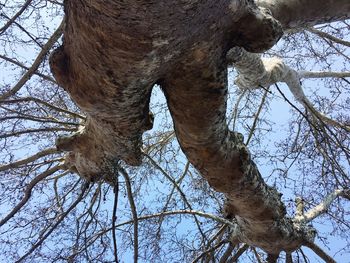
[49,0,349,255]
[257,0,350,30]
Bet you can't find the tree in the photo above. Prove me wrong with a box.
[0,0,349,262]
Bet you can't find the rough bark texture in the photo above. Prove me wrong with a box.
[49,0,348,254]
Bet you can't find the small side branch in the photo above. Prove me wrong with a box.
[112,210,235,229]
[0,147,58,172]
[306,27,350,48]
[1,97,85,120]
[191,240,227,263]
[0,54,57,83]
[143,152,207,241]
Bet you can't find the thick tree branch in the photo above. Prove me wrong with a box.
[46,0,287,182]
[229,47,350,131]
[295,189,350,223]
[162,56,313,253]
[303,241,336,263]
[257,0,350,30]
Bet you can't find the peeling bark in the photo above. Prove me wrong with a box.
[49,0,349,255]
[229,47,350,131]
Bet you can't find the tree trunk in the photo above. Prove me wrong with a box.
[50,0,349,254]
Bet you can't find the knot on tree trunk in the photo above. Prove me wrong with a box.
[55,118,144,183]
[232,5,283,52]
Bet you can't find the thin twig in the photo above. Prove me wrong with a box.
[245,88,269,145]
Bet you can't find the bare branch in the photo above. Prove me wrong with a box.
[0,19,64,100]
[0,0,33,34]
[252,248,264,263]
[0,147,58,172]
[0,115,79,126]
[245,88,269,145]
[0,127,78,139]
[229,47,350,132]
[119,167,138,263]
[112,179,119,263]
[0,54,57,83]
[15,182,89,263]
[1,97,85,119]
[295,189,350,223]
[299,70,350,79]
[113,210,235,229]
[192,240,227,263]
[218,242,235,263]
[0,164,64,228]
[229,244,249,262]
[307,27,350,48]
[303,241,336,263]
[143,152,207,240]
